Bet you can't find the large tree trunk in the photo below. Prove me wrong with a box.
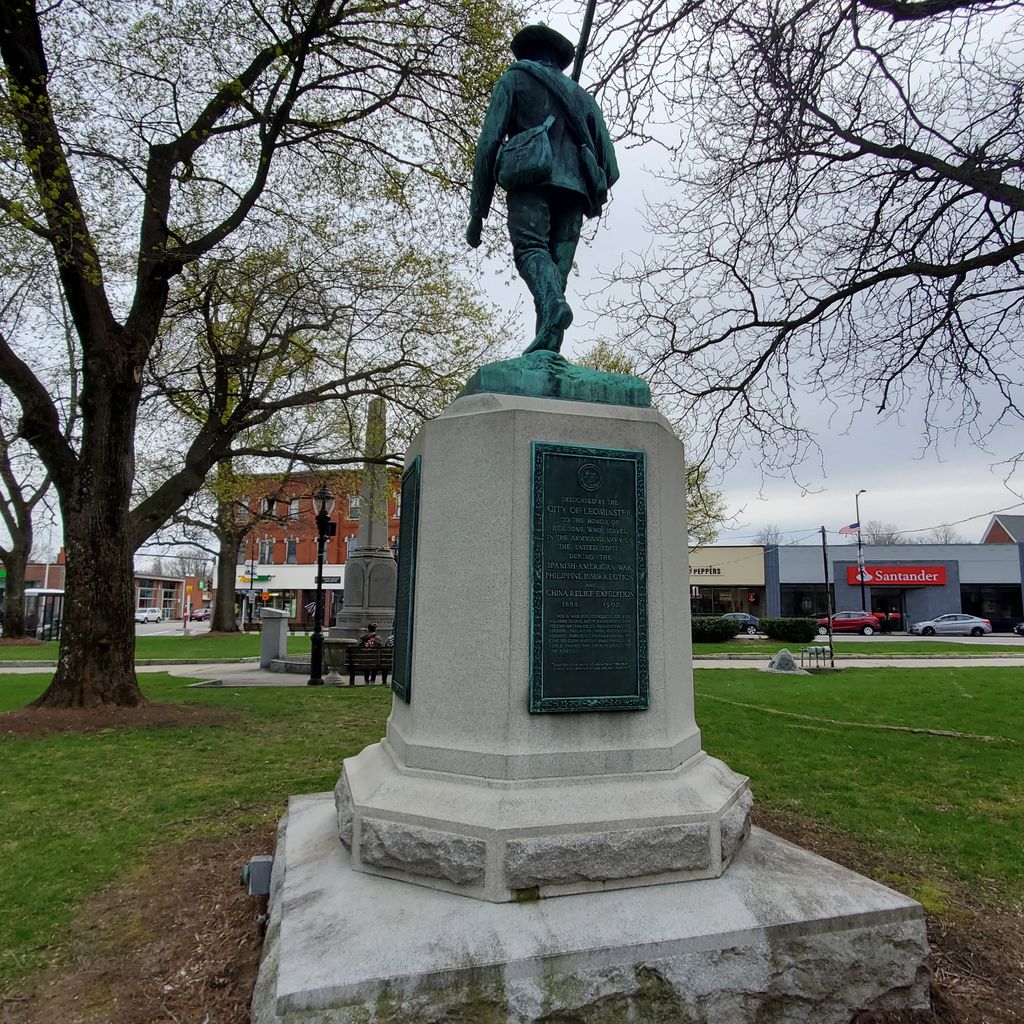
[213,532,241,633]
[2,554,28,639]
[32,517,141,707]
[31,363,145,708]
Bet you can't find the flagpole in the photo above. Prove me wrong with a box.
[572,0,599,83]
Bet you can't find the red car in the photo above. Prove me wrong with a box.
[189,607,212,621]
[816,611,882,636]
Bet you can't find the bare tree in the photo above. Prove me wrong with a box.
[916,523,966,543]
[590,1,1024,476]
[0,0,519,707]
[859,520,904,545]
[0,416,52,638]
[756,524,784,547]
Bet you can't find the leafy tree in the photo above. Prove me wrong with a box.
[0,0,520,706]
[577,339,726,544]
[590,1,1024,473]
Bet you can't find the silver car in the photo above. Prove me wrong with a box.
[908,613,992,637]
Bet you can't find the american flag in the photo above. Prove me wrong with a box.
[838,522,860,535]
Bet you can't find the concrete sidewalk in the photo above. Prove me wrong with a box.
[170,655,1024,686]
[2,656,1021,687]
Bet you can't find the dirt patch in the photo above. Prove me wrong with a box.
[756,807,1024,1023]
[0,702,238,738]
[2,827,273,1024]
[0,638,46,647]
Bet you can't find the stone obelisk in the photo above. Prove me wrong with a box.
[331,397,396,641]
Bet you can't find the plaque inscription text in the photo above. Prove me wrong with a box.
[530,443,649,713]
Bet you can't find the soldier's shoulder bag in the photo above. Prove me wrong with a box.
[512,63,609,218]
[495,114,555,191]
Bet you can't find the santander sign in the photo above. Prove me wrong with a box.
[846,565,947,586]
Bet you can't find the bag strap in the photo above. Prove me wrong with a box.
[513,62,597,151]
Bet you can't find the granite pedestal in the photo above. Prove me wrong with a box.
[336,393,751,901]
[252,794,930,1024]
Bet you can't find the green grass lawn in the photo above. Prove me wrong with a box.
[1,666,1022,991]
[0,633,314,661]
[1,633,1019,661]
[694,667,1024,907]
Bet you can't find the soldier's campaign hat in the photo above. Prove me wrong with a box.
[511,24,576,70]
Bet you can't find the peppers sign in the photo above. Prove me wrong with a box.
[847,565,947,586]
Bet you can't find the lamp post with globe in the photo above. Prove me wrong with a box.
[307,485,336,687]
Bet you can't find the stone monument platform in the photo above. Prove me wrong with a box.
[252,375,930,1021]
[252,793,930,1024]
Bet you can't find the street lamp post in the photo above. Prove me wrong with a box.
[307,485,336,687]
[248,541,258,626]
[855,489,867,612]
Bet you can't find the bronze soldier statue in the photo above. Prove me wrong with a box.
[466,24,619,355]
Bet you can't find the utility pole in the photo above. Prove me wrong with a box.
[855,489,867,612]
[820,526,835,669]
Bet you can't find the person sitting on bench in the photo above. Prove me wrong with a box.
[358,622,381,684]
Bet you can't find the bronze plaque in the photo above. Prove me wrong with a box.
[530,442,649,713]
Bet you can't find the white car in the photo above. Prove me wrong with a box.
[135,607,162,623]
[908,613,992,637]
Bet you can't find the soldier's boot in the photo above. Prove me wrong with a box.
[519,253,572,354]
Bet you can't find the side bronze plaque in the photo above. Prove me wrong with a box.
[530,442,649,713]
[391,455,421,703]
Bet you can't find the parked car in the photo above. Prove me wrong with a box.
[721,612,760,635]
[816,611,883,636]
[908,613,992,637]
[134,607,162,623]
[1014,622,1024,637]
[189,607,212,621]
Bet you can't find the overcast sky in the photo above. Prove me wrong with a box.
[462,8,1024,546]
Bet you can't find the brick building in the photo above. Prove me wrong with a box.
[232,471,401,623]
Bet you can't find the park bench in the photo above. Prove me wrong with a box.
[344,646,393,686]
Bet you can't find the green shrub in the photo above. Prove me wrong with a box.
[691,617,743,643]
[760,617,819,644]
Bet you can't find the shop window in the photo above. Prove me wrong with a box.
[960,584,1023,632]
[780,584,835,618]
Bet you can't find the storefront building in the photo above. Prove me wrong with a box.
[688,546,766,618]
[761,542,1024,632]
[232,470,401,624]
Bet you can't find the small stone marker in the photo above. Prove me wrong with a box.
[764,648,810,675]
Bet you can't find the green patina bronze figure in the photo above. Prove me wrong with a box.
[466,24,619,355]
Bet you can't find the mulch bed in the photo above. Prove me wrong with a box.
[0,703,238,738]
[2,827,273,1024]
[0,638,46,647]
[1,807,1020,1023]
